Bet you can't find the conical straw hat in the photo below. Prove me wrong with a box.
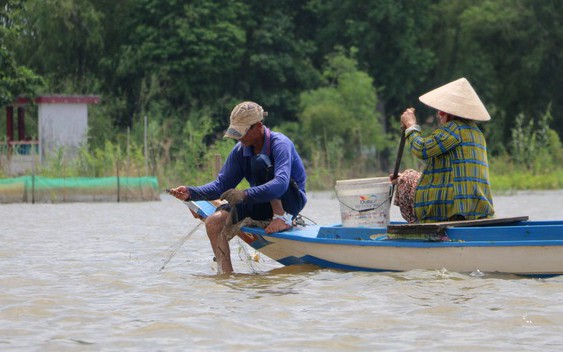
[418,78,491,121]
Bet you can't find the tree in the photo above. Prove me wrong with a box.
[430,0,563,144]
[113,0,321,130]
[14,0,104,92]
[308,0,438,121]
[0,1,43,107]
[299,49,384,170]
[113,0,248,128]
[233,0,321,125]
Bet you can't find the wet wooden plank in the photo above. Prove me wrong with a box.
[387,216,529,235]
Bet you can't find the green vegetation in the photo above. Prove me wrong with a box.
[1,0,562,191]
[489,107,563,191]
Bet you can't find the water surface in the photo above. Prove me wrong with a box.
[2,191,563,351]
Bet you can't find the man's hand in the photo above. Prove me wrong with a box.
[220,189,246,206]
[169,186,190,201]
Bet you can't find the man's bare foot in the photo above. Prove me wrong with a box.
[265,216,292,234]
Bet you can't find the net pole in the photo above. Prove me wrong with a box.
[144,115,148,176]
[116,160,120,203]
[214,154,222,178]
[31,140,35,204]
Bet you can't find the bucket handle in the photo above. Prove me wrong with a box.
[335,186,393,213]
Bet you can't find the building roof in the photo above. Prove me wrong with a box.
[14,95,101,105]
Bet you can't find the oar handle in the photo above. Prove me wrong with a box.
[392,131,406,179]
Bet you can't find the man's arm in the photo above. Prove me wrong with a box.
[188,145,245,201]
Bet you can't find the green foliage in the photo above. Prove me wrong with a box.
[0,1,43,106]
[38,147,71,177]
[0,47,42,107]
[510,114,536,169]
[491,168,563,191]
[308,0,437,118]
[490,105,563,190]
[509,106,557,173]
[14,0,104,92]
[298,49,384,172]
[37,139,147,178]
[2,0,563,192]
[237,1,321,122]
[113,0,248,127]
[432,0,563,141]
[76,141,122,177]
[87,102,120,150]
[160,109,224,186]
[200,138,237,181]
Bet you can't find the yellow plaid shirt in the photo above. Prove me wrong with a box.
[406,119,494,223]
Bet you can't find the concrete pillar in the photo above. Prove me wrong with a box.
[6,106,14,142]
[17,106,25,141]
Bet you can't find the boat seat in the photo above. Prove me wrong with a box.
[387,216,529,235]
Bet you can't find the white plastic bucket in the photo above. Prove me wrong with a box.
[334,177,392,228]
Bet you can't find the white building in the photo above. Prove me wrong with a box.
[2,95,100,175]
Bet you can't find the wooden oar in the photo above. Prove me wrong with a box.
[391,130,407,198]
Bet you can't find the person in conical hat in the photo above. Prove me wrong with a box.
[391,78,494,223]
[169,101,307,273]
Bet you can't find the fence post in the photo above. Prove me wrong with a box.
[144,115,148,176]
[214,154,222,178]
[116,159,120,203]
[31,141,35,204]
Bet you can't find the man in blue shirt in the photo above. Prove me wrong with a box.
[169,101,307,273]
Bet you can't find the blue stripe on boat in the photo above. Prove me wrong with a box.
[241,222,563,248]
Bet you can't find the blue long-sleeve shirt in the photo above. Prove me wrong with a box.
[188,128,307,205]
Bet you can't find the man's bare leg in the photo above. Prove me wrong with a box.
[265,199,292,234]
[205,210,233,274]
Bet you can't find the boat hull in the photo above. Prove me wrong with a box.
[238,221,563,276]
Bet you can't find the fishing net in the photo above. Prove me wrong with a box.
[0,176,159,203]
[210,207,270,273]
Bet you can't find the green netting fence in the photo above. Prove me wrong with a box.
[0,176,160,203]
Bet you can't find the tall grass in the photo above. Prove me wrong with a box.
[26,105,563,193]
